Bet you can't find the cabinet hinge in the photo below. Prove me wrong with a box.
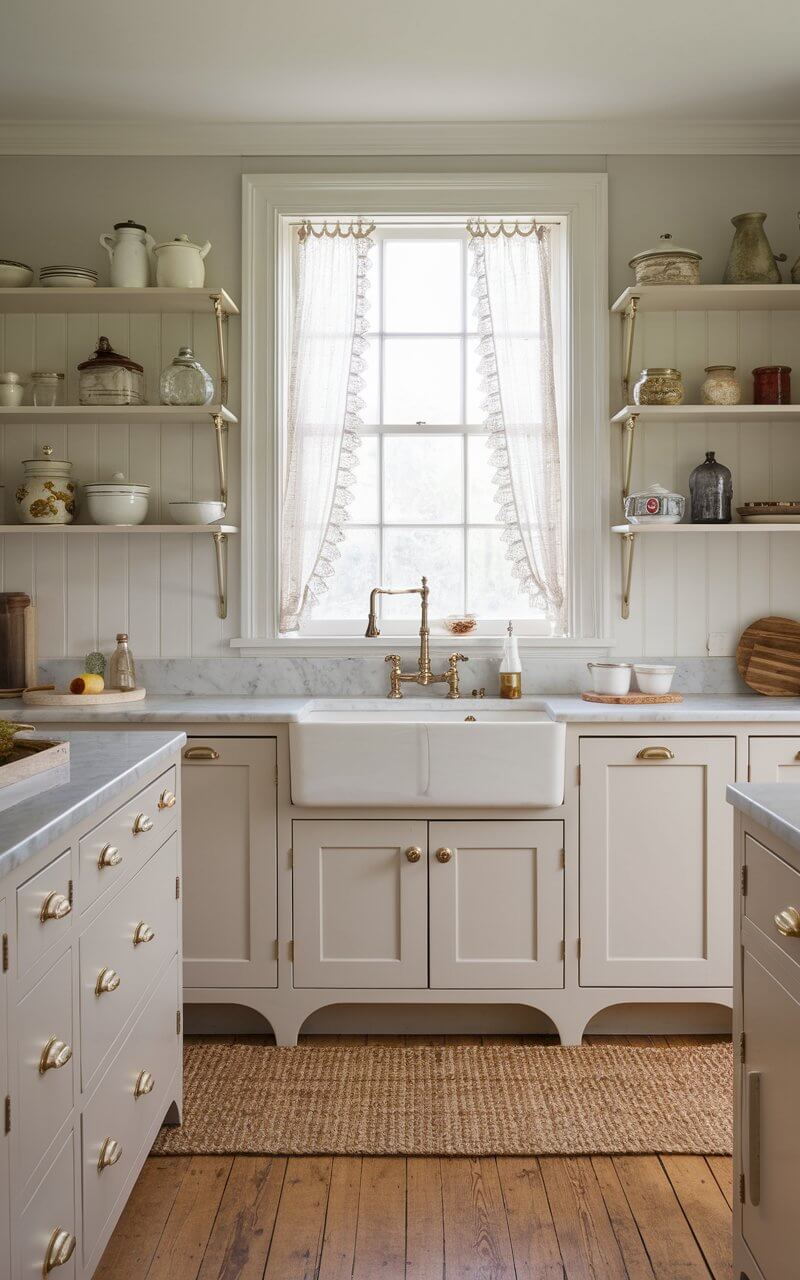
[576,764,581,786]
[1,933,8,973]
[68,878,74,906]
[739,1031,746,1063]
[288,847,293,868]
[274,938,279,961]
[560,940,565,960]
[176,1009,182,1035]
[559,849,565,869]
[739,1172,746,1204]
[3,1096,9,1135]
[274,764,279,786]
[175,875,181,900]
[288,940,294,962]
[740,864,748,896]
[577,938,582,959]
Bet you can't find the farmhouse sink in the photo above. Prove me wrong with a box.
[289,698,566,808]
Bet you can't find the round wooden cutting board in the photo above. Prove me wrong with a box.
[22,687,146,706]
[736,616,800,696]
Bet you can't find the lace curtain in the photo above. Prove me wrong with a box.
[279,222,373,632]
[469,221,565,627]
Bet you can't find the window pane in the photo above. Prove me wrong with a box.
[348,435,379,524]
[467,527,541,619]
[359,335,380,425]
[466,338,485,425]
[383,239,462,333]
[467,435,498,523]
[311,527,380,621]
[383,528,464,618]
[383,337,461,424]
[384,435,463,524]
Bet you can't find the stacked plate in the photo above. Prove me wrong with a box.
[39,265,98,288]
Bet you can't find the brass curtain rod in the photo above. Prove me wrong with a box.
[291,217,562,230]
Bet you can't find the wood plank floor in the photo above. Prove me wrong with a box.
[97,1034,732,1280]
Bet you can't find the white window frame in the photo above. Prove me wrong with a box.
[235,172,610,657]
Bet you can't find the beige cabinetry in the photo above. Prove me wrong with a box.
[748,736,800,783]
[429,820,564,989]
[579,736,735,987]
[0,898,8,1280]
[181,737,277,989]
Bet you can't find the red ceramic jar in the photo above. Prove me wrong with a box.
[753,365,792,404]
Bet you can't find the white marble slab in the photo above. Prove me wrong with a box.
[727,782,800,855]
[0,730,185,880]
[543,694,800,722]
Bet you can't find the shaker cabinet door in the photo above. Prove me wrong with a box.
[292,820,428,988]
[182,738,277,989]
[579,736,735,987]
[429,821,564,989]
[0,898,9,1280]
[748,736,800,783]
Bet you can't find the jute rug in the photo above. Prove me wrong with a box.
[152,1040,732,1156]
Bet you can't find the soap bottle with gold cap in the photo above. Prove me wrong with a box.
[499,621,522,699]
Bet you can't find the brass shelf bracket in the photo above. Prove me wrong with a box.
[621,295,639,402]
[211,294,229,405]
[211,412,228,507]
[620,530,636,620]
[211,530,228,619]
[621,412,639,506]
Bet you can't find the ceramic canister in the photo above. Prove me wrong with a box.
[153,234,211,288]
[16,445,76,524]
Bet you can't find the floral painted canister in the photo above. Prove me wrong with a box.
[16,445,76,524]
[632,368,685,406]
[701,365,742,406]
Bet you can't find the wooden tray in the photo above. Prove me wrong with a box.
[736,616,800,696]
[0,737,69,788]
[22,687,146,707]
[581,692,683,704]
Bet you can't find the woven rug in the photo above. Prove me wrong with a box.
[151,1040,732,1156]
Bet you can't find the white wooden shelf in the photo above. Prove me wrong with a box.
[0,287,239,315]
[0,523,236,534]
[611,284,800,314]
[0,404,237,425]
[613,523,800,535]
[611,404,800,425]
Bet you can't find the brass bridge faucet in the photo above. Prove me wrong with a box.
[365,575,468,699]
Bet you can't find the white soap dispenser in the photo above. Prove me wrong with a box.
[499,621,522,699]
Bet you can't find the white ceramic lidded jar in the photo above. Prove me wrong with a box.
[77,337,145,406]
[100,220,155,287]
[160,346,214,405]
[16,445,76,524]
[0,373,24,407]
[84,472,150,525]
[153,234,211,288]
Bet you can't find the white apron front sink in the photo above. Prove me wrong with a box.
[289,698,566,808]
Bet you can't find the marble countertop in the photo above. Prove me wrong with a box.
[0,729,186,880]
[4,692,800,724]
[728,782,800,854]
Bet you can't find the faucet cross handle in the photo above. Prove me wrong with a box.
[446,652,469,699]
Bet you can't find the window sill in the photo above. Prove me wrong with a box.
[230,636,615,658]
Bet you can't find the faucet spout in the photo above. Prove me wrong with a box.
[364,576,466,698]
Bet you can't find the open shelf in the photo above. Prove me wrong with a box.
[0,524,237,534]
[0,287,239,315]
[611,284,800,314]
[0,404,237,426]
[611,404,800,425]
[613,523,800,535]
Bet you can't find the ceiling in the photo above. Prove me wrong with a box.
[2,0,799,130]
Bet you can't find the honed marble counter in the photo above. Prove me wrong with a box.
[0,729,185,879]
[727,782,800,855]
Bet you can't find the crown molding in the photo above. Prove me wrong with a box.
[1,119,799,157]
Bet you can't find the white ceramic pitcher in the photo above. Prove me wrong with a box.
[100,220,155,288]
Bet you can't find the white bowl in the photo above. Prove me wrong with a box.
[633,664,676,695]
[0,260,33,287]
[587,662,632,696]
[86,490,149,526]
[169,500,226,525]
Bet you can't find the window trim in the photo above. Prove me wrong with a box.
[236,171,610,657]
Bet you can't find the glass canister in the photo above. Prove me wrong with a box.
[632,368,685,406]
[753,365,791,405]
[701,365,742,406]
[16,445,76,524]
[0,592,30,690]
[77,337,145,406]
[689,451,732,523]
[159,346,214,406]
[30,371,64,408]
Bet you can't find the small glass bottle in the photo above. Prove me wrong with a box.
[499,620,522,699]
[108,632,136,691]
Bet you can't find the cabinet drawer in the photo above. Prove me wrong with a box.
[745,834,800,978]
[80,832,178,1088]
[17,950,74,1187]
[17,1129,76,1280]
[16,849,72,979]
[748,736,800,784]
[82,953,179,1262]
[79,765,177,911]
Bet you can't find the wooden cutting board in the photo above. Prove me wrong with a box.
[22,687,146,707]
[581,692,683,704]
[737,616,800,695]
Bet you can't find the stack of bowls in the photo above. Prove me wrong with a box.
[39,266,98,288]
[0,259,34,287]
[85,473,150,526]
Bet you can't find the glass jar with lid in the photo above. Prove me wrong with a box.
[30,371,64,408]
[77,336,145,406]
[632,367,685,406]
[159,346,214,406]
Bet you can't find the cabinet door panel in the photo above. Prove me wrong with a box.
[579,736,735,987]
[293,820,427,988]
[0,899,9,1280]
[749,736,800,783]
[182,738,277,988]
[429,821,564,989]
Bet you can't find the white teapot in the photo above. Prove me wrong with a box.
[100,220,155,288]
[153,234,211,288]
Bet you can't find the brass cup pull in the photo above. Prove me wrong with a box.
[405,846,422,863]
[134,1069,155,1099]
[39,1036,73,1075]
[158,788,176,809]
[775,906,800,938]
[133,813,154,835]
[98,843,122,870]
[636,746,675,761]
[184,746,219,761]
[98,1136,123,1171]
[40,891,71,923]
[43,1227,77,1273]
[95,967,121,996]
[436,847,453,864]
[133,921,155,946]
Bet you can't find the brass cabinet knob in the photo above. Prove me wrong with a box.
[40,891,71,923]
[436,847,453,864]
[775,907,800,938]
[98,843,122,870]
[184,746,219,761]
[98,1136,123,1171]
[636,746,675,761]
[405,846,422,863]
[43,1227,77,1273]
[133,921,155,946]
[39,1036,73,1075]
[134,1069,155,1099]
[133,813,154,835]
[158,789,177,809]
[95,967,121,996]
